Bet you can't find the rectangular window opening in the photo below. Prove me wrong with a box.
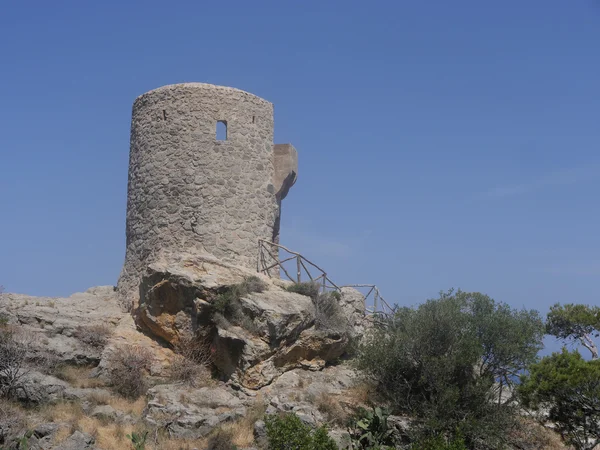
[216,120,227,141]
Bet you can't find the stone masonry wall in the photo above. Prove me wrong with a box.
[117,83,297,310]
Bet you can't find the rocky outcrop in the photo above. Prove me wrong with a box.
[0,287,123,364]
[130,254,363,389]
[144,383,246,439]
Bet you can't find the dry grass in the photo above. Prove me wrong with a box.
[52,365,106,388]
[215,398,266,448]
[508,418,572,450]
[344,381,377,407]
[316,393,349,426]
[37,400,143,449]
[85,391,146,417]
[0,398,27,444]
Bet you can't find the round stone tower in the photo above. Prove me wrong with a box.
[117,83,298,310]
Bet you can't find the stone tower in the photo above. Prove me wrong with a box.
[117,83,298,309]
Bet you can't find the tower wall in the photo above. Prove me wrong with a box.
[117,83,295,309]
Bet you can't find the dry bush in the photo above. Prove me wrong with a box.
[74,324,112,349]
[286,281,321,299]
[206,428,237,450]
[175,334,213,366]
[316,393,349,426]
[169,355,211,387]
[313,291,351,335]
[345,381,377,407]
[508,418,571,450]
[241,275,267,294]
[0,326,36,399]
[0,398,26,446]
[170,334,213,386]
[107,345,153,399]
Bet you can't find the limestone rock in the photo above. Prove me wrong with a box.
[241,329,350,389]
[0,287,123,364]
[144,383,246,439]
[339,287,367,332]
[137,254,255,345]
[53,430,96,450]
[17,371,69,404]
[238,290,314,344]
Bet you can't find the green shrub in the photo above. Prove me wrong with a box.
[519,349,600,450]
[411,434,467,450]
[126,430,148,450]
[286,281,321,300]
[356,289,544,448]
[349,407,396,449]
[265,413,337,450]
[212,277,265,334]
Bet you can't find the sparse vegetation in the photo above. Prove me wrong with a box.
[206,428,238,450]
[313,291,349,335]
[169,334,213,386]
[127,430,149,450]
[107,345,152,399]
[74,324,112,350]
[212,276,266,334]
[0,398,26,447]
[286,281,320,300]
[316,393,349,427]
[0,326,36,400]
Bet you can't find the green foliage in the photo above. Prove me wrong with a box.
[356,289,544,448]
[546,303,600,359]
[265,413,338,450]
[213,276,266,334]
[519,349,600,450]
[410,434,467,450]
[286,281,321,300]
[349,407,395,449]
[0,315,7,328]
[126,431,148,450]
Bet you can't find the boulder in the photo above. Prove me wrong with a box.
[17,371,69,404]
[132,255,357,389]
[53,430,96,450]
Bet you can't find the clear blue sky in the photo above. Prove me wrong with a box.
[1,1,599,334]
